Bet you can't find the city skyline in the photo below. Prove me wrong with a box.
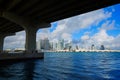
[3,4,120,50]
[36,38,107,51]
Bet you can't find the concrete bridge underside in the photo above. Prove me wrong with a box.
[0,0,119,52]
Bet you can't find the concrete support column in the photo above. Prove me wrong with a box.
[0,36,4,52]
[25,24,51,53]
[25,27,37,52]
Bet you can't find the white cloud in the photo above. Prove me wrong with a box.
[111,35,120,49]
[37,28,50,41]
[80,26,120,50]
[4,31,25,49]
[50,9,112,41]
[81,35,89,40]
[99,20,115,30]
[37,8,112,42]
[61,33,72,41]
[92,29,114,43]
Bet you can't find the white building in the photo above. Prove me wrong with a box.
[57,39,64,50]
[36,38,51,50]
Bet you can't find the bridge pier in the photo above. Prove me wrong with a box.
[0,36,4,52]
[25,27,37,53]
[24,23,51,53]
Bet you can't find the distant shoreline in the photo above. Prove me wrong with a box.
[45,50,120,53]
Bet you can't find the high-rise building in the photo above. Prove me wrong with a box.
[57,39,64,50]
[53,42,58,50]
[100,45,105,50]
[65,41,72,50]
[91,44,95,50]
[36,38,51,50]
[36,40,41,50]
[49,42,53,50]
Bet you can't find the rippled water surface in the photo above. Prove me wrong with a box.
[0,52,120,80]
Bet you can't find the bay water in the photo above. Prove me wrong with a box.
[0,52,120,80]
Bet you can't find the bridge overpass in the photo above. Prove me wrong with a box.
[0,0,119,52]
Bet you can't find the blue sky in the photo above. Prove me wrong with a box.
[50,3,120,39]
[4,3,120,50]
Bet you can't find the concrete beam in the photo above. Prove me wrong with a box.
[5,0,21,11]
[0,11,31,28]
[35,22,51,29]
[0,33,15,37]
[0,11,51,29]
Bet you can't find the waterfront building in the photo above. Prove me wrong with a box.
[37,38,51,50]
[49,41,57,51]
[100,45,105,50]
[55,42,58,50]
[65,41,72,51]
[49,42,53,50]
[57,39,64,50]
[91,44,95,50]
[36,40,41,50]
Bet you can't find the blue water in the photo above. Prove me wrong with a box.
[0,52,120,80]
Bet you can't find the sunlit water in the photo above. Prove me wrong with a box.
[0,52,120,80]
